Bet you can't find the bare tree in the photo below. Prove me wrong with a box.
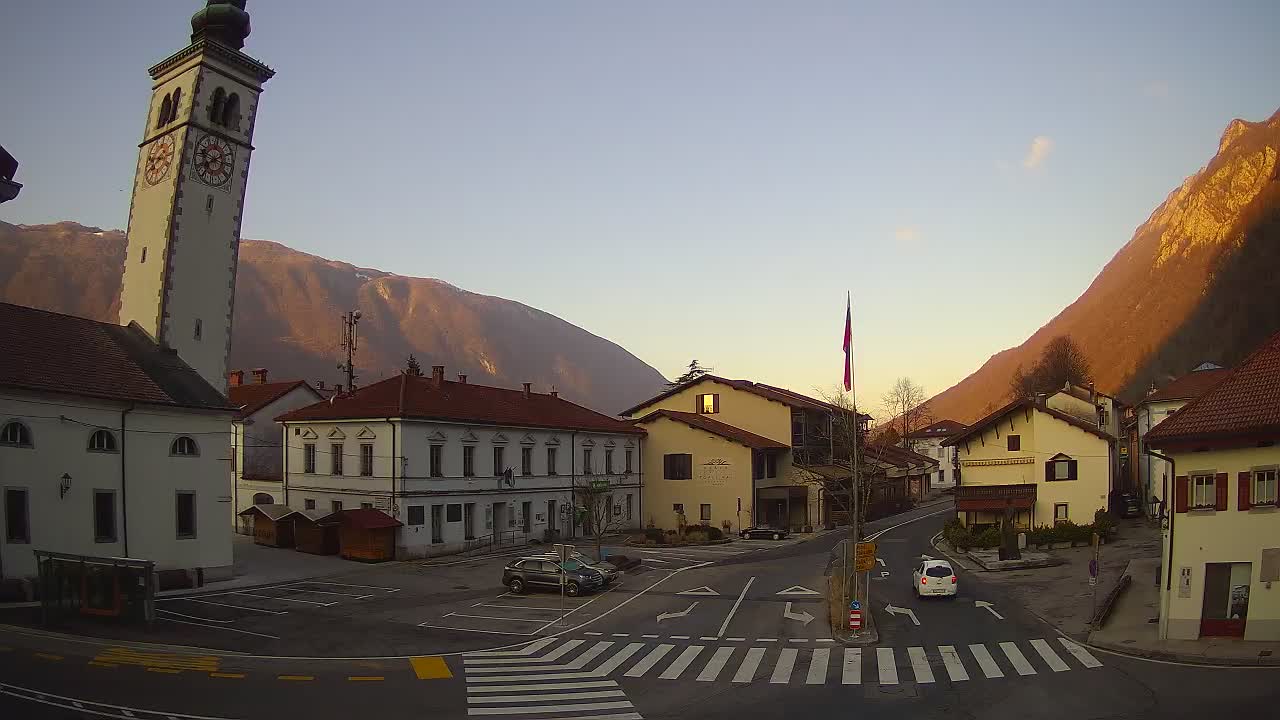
[882,377,932,451]
[793,388,872,531]
[1009,335,1094,399]
[573,478,625,561]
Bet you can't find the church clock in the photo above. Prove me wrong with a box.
[143,134,175,186]
[193,134,235,188]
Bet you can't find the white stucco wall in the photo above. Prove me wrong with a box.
[231,384,321,528]
[1,390,233,581]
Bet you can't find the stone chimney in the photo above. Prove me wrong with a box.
[550,389,558,399]
[316,380,326,390]
[431,365,445,387]
[457,374,467,384]
[522,382,532,399]
[251,368,268,384]
[228,370,244,387]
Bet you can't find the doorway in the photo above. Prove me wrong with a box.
[492,502,507,538]
[522,501,532,534]
[1200,562,1250,637]
[464,502,475,540]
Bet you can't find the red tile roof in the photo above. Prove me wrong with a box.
[1146,331,1280,445]
[229,380,318,419]
[0,302,232,411]
[1142,368,1232,404]
[621,374,870,419]
[276,373,644,435]
[334,508,402,530]
[942,397,1114,447]
[906,419,969,440]
[633,409,789,450]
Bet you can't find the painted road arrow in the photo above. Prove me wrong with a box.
[677,586,719,596]
[782,602,815,625]
[885,603,920,626]
[776,585,821,596]
[974,600,1005,619]
[876,558,886,567]
[657,602,699,622]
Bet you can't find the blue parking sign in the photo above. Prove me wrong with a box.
[849,600,861,610]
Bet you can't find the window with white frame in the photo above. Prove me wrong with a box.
[1191,474,1216,509]
[170,436,199,457]
[88,429,117,452]
[1254,469,1278,506]
[1,421,33,447]
[1053,503,1069,525]
[330,443,344,475]
[303,443,316,473]
[360,443,374,476]
[700,503,712,522]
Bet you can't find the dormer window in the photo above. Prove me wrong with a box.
[697,393,719,414]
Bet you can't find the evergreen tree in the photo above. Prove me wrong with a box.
[406,354,423,376]
[667,359,712,389]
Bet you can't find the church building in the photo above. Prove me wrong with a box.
[0,1,273,593]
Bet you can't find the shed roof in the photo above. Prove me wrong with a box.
[335,508,403,530]
[1142,367,1233,404]
[238,504,293,521]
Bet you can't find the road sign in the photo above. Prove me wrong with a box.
[553,543,575,563]
[1089,576,1098,586]
[1088,559,1099,578]
[848,608,862,631]
[590,479,609,490]
[849,600,861,610]
[858,541,877,557]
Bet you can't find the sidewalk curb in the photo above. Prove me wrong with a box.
[1086,635,1280,667]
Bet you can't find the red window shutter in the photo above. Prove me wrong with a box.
[1239,471,1252,511]
[1174,476,1189,513]
[1215,472,1229,511]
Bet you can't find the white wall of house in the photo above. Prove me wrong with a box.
[1136,399,1186,512]
[907,436,957,489]
[1,390,233,582]
[279,418,644,558]
[231,384,321,529]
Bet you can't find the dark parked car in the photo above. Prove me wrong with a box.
[502,557,604,596]
[740,526,788,540]
[532,551,619,584]
[1111,491,1142,519]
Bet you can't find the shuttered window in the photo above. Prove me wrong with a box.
[663,453,693,480]
[1191,474,1215,509]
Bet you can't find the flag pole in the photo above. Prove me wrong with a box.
[847,292,860,632]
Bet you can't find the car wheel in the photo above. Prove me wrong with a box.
[509,578,525,594]
[772,533,781,540]
[565,582,581,598]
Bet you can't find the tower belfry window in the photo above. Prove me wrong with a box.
[157,94,172,129]
[222,93,241,130]
[168,87,182,124]
[209,88,226,125]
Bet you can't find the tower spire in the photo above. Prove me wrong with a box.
[190,1,252,50]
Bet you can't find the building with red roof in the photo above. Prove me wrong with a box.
[1146,332,1280,642]
[904,419,970,490]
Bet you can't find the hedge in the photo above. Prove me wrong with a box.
[943,510,1116,551]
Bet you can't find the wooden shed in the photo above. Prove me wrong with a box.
[238,504,296,548]
[288,509,340,556]
[335,509,402,562]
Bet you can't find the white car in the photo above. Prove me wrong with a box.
[913,559,958,598]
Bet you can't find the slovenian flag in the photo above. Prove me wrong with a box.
[843,293,853,392]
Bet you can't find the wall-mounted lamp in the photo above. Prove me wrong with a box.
[59,473,72,499]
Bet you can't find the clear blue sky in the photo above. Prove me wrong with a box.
[3,1,1278,415]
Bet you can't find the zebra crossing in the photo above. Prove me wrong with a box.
[464,637,644,719]
[464,634,1103,702]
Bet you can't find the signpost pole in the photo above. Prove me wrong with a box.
[1090,532,1100,618]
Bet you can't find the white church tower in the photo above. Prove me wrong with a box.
[119,1,274,395]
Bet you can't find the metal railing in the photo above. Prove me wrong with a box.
[460,529,523,556]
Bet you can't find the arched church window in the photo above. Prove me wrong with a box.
[222,93,241,130]
[156,94,172,129]
[167,87,182,124]
[209,88,226,125]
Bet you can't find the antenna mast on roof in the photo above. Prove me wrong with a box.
[338,309,361,391]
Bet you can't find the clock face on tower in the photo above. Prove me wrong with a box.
[193,134,235,188]
[143,134,175,186]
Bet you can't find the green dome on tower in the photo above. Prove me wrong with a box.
[190,1,252,50]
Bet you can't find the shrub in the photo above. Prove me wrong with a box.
[641,528,666,544]
[1093,508,1117,535]
[974,526,1002,549]
[684,529,708,543]
[692,523,724,541]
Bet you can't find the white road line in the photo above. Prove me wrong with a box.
[465,637,558,657]
[296,581,401,591]
[477,604,565,612]
[1058,638,1103,668]
[157,617,280,639]
[168,597,288,614]
[770,648,798,684]
[815,639,835,643]
[658,646,704,680]
[446,613,547,623]
[625,644,674,677]
[466,671,599,683]
[566,642,615,669]
[806,648,830,685]
[725,637,745,642]
[907,647,935,683]
[641,634,659,639]
[611,634,630,638]
[156,609,234,624]
[464,640,584,665]
[938,645,969,681]
[671,635,690,640]
[0,684,237,720]
[468,681,618,693]
[533,590,615,635]
[1030,639,1070,672]
[468,664,592,675]
[757,638,777,643]
[876,648,898,685]
[696,647,736,682]
[639,557,671,564]
[232,591,334,606]
[699,636,719,641]
[280,587,372,598]
[733,648,766,683]
[842,648,862,684]
[419,623,535,636]
[467,700,634,715]
[585,632,604,636]
[999,642,1036,676]
[467,690,626,704]
[788,639,809,643]
[969,644,1004,678]
[716,576,756,637]
[594,643,645,676]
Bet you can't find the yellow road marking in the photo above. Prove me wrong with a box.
[348,676,385,682]
[209,672,246,679]
[146,667,181,674]
[277,675,314,681]
[409,656,452,680]
[34,653,63,661]
[88,661,118,668]
[96,647,219,672]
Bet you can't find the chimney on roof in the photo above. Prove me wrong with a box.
[458,374,467,384]
[550,388,558,399]
[523,382,532,399]
[252,368,268,384]
[431,365,445,387]
[317,380,325,390]
[228,370,244,387]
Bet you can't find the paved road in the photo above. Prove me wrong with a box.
[3,499,1278,719]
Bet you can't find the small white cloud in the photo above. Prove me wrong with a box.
[894,226,920,242]
[1023,136,1054,169]
[1143,80,1169,98]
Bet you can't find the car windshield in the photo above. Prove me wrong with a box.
[925,565,953,578]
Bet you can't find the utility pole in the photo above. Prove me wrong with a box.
[339,309,361,390]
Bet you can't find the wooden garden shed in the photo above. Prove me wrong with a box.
[335,509,402,562]
[288,509,340,556]
[238,504,296,548]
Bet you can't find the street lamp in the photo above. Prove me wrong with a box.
[59,473,72,499]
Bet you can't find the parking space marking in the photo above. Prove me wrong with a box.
[171,597,288,615]
[231,591,336,606]
[418,623,535,636]
[278,587,374,599]
[446,613,548,624]
[410,656,454,680]
[477,603,565,611]
[158,617,281,639]
[157,609,235,624]
[300,581,401,592]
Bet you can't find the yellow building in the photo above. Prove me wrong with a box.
[943,393,1115,530]
[623,376,862,532]
[1147,331,1280,641]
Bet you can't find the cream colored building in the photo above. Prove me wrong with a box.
[1147,333,1280,641]
[943,392,1115,530]
[904,419,968,490]
[1133,364,1231,514]
[228,371,322,530]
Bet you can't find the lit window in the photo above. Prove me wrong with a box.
[170,436,199,457]
[698,394,719,414]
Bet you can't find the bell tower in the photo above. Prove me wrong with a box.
[118,1,274,395]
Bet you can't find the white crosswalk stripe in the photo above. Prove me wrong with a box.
[770,648,798,684]
[733,647,766,683]
[464,639,644,719]
[968,643,1004,678]
[1029,639,1069,672]
[658,646,704,680]
[697,647,736,682]
[806,648,830,685]
[625,644,673,678]
[1058,637,1103,668]
[907,647,935,683]
[938,645,969,681]
[999,641,1037,676]
[842,648,862,685]
[876,648,898,685]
